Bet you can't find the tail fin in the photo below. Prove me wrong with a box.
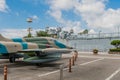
[0,34,12,41]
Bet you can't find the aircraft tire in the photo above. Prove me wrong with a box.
[36,63,42,66]
[9,57,16,63]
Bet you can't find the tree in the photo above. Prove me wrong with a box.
[78,29,88,35]
[70,29,74,34]
[36,30,50,37]
[57,27,62,32]
[27,33,32,37]
[45,27,49,33]
[111,40,120,49]
[78,32,83,35]
[23,27,33,38]
[56,27,62,38]
[83,29,88,34]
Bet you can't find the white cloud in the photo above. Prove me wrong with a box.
[94,9,120,29]
[47,0,120,33]
[62,21,81,34]
[48,0,74,11]
[89,29,96,34]
[48,10,64,23]
[32,15,39,20]
[0,29,43,38]
[0,0,9,12]
[75,0,105,14]
[74,0,119,32]
[47,0,82,33]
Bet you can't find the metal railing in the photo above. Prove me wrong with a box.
[69,32,120,40]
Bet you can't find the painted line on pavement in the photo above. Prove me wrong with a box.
[38,70,59,77]
[80,58,104,66]
[105,67,120,80]
[38,58,104,77]
[79,56,120,60]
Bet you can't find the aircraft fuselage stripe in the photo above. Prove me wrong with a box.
[0,43,8,54]
[21,42,28,49]
[12,38,28,49]
[12,38,23,42]
[54,40,66,48]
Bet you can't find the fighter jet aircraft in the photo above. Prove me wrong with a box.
[0,34,73,64]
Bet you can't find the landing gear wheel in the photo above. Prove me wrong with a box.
[9,57,16,63]
[36,63,42,66]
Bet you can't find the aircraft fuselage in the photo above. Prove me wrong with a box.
[0,41,38,54]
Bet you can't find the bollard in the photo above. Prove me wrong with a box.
[69,58,72,72]
[74,53,77,61]
[75,50,78,59]
[60,65,64,80]
[72,56,75,66]
[4,65,7,80]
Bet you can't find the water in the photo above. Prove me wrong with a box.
[59,38,120,52]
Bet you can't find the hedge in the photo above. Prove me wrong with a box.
[109,48,120,52]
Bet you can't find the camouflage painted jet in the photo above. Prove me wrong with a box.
[0,34,73,64]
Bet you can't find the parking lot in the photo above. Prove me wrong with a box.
[0,53,120,80]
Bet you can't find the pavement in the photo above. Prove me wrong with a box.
[0,52,120,80]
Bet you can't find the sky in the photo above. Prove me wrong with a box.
[0,0,120,38]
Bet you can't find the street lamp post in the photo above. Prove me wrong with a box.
[27,27,32,35]
[27,18,32,37]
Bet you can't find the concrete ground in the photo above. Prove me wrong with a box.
[0,52,120,80]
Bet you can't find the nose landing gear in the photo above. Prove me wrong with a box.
[9,55,16,63]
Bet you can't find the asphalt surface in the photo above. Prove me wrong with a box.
[0,53,120,80]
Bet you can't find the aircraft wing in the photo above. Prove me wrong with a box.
[18,48,72,63]
[18,48,72,55]
[23,56,61,63]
